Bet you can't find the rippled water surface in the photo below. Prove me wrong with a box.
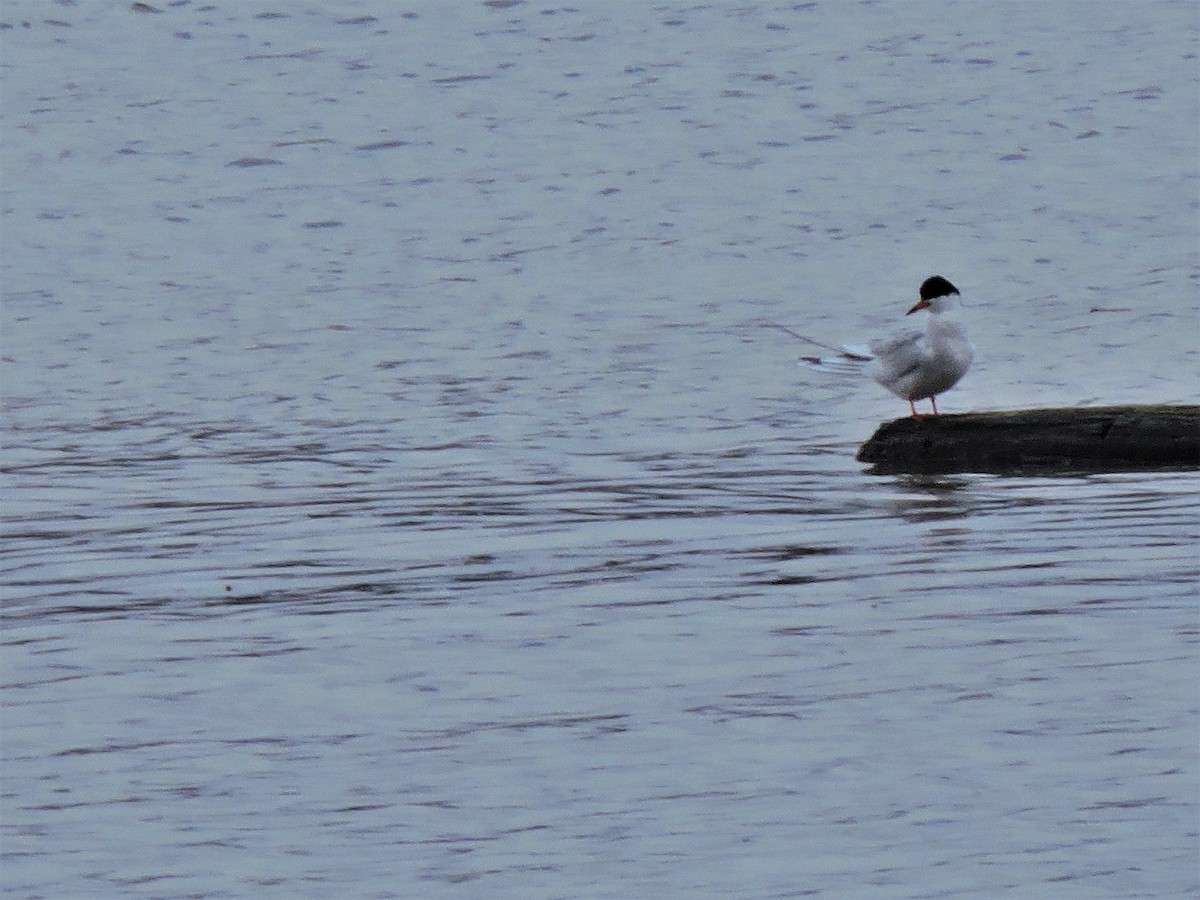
[3,2,1198,897]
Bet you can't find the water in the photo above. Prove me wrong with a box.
[2,2,1198,897]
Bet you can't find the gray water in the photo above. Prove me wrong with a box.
[2,2,1198,897]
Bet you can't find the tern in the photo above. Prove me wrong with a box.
[771,275,974,417]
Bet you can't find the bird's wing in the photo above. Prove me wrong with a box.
[869,328,929,382]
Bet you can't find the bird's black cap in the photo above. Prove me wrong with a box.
[920,276,959,301]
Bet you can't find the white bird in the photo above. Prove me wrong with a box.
[771,275,974,417]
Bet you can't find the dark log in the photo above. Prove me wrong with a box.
[857,405,1200,474]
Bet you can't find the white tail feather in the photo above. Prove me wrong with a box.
[765,321,873,376]
[798,355,868,376]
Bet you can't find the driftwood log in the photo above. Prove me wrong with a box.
[857,405,1200,474]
